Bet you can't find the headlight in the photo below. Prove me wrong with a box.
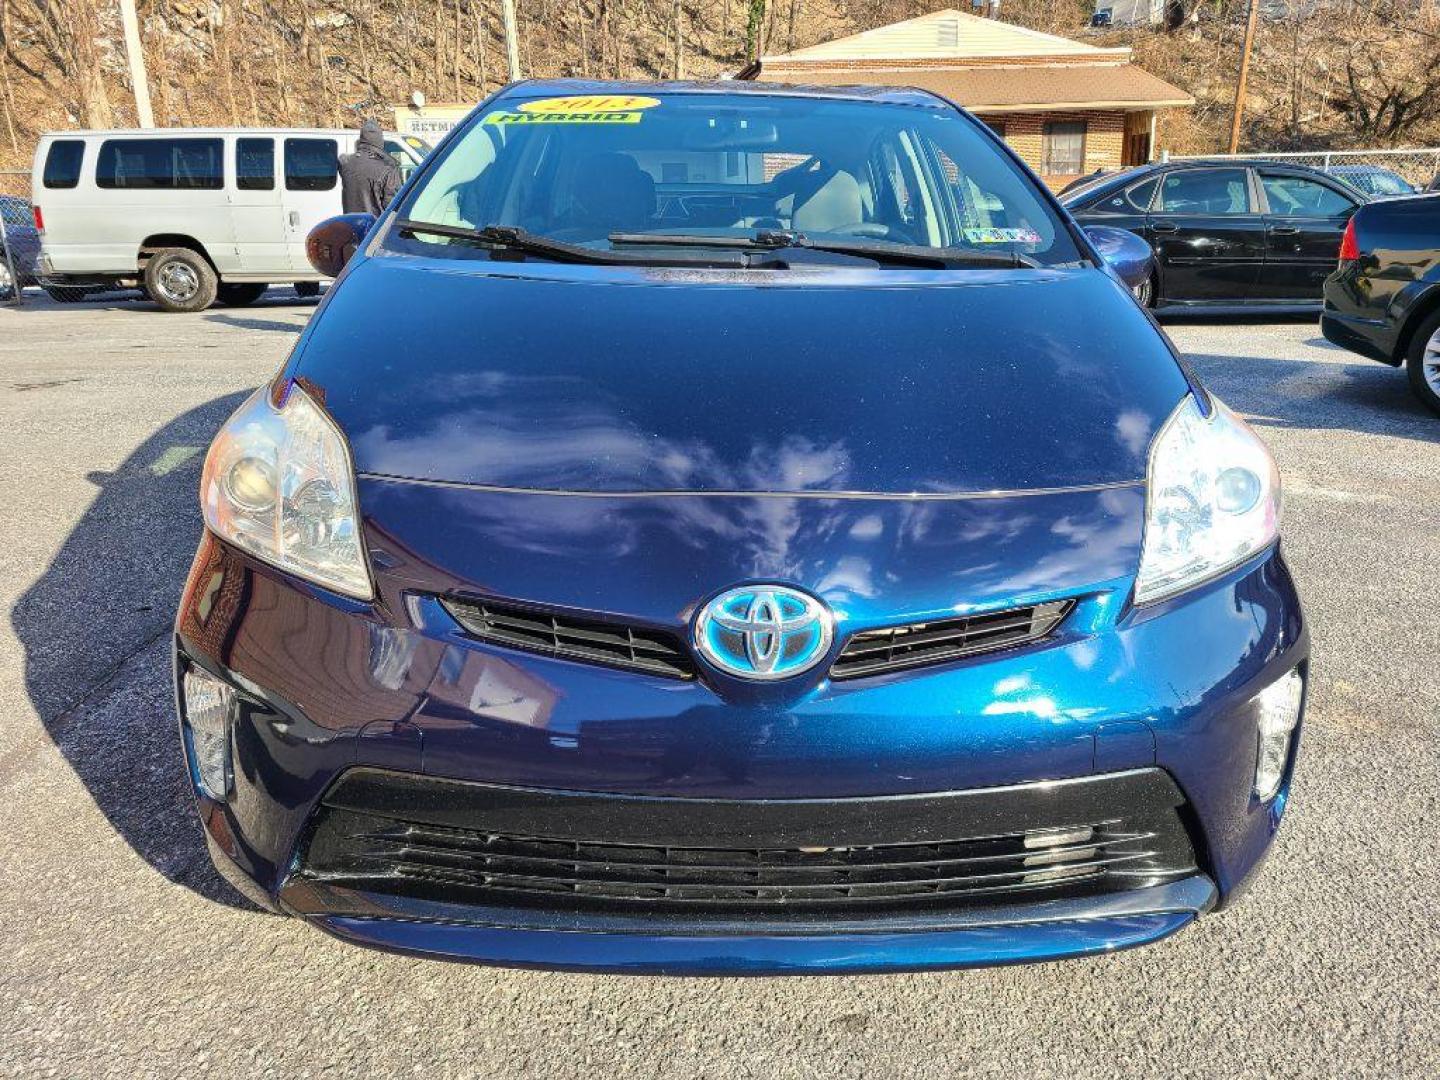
[1135,395,1280,604]
[201,382,373,600]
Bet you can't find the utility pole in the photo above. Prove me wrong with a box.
[118,0,156,127]
[674,0,685,79]
[500,0,521,81]
[1227,0,1259,153]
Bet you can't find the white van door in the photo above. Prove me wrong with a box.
[280,135,344,273]
[229,135,287,275]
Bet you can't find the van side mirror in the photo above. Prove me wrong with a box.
[1084,225,1154,290]
[306,213,376,278]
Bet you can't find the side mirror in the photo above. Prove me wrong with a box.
[1084,225,1154,290]
[306,213,376,277]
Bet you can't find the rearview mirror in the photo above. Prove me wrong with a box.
[1084,225,1154,291]
[306,213,376,278]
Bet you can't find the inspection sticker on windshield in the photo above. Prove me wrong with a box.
[963,227,1042,245]
[484,95,661,125]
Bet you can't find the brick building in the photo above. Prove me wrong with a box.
[736,9,1192,190]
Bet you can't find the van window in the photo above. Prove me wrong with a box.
[236,138,275,191]
[96,138,223,190]
[43,140,86,189]
[285,138,338,191]
[384,139,417,182]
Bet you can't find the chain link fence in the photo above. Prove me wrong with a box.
[1,176,40,304]
[1,168,128,306]
[1169,148,1440,199]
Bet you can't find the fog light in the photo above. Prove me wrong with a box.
[1254,668,1304,801]
[182,668,234,800]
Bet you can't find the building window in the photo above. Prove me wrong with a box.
[1042,121,1086,176]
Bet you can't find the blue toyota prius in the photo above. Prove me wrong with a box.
[175,81,1307,974]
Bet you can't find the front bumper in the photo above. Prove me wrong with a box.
[276,766,1211,973]
[176,534,1306,973]
[302,884,1215,974]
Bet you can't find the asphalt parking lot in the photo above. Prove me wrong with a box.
[1,290,1437,1078]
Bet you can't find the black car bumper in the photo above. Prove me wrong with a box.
[1321,263,1403,365]
[1320,308,1398,365]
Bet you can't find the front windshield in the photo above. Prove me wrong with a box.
[1361,170,1411,195]
[397,91,1082,266]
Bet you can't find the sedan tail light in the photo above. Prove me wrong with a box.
[1337,216,1359,264]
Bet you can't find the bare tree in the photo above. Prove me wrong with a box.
[8,0,114,125]
[744,0,763,60]
[673,0,684,76]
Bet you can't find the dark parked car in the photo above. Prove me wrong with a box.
[1321,192,1440,415]
[1325,164,1415,199]
[0,194,41,299]
[1063,160,1364,312]
[175,81,1307,974]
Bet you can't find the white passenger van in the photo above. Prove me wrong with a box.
[30,127,430,311]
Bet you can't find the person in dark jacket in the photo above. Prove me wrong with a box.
[340,120,402,215]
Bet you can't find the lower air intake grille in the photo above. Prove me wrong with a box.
[297,768,1198,922]
[831,599,1074,680]
[314,818,1165,909]
[441,597,695,680]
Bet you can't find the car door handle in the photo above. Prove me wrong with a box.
[1268,225,1300,236]
[288,211,300,227]
[1150,221,1178,234]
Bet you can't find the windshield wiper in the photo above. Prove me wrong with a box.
[395,220,745,267]
[609,230,1043,269]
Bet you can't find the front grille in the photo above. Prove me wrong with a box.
[315,818,1168,909]
[831,600,1074,680]
[442,597,695,680]
[297,768,1198,922]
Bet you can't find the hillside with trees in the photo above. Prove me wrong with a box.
[2,0,1438,174]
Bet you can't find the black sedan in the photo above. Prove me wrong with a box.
[1321,192,1440,415]
[1063,160,1363,313]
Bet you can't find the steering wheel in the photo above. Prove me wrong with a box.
[830,223,895,239]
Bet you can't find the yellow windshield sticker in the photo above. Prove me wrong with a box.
[483,110,645,126]
[517,95,660,114]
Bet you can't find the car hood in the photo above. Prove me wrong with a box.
[295,256,1188,495]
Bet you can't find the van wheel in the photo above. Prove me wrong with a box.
[217,283,269,307]
[1405,310,1440,417]
[144,248,217,312]
[294,281,321,298]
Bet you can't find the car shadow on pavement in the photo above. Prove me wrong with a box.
[10,391,260,910]
[1182,351,1440,444]
[204,312,312,334]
